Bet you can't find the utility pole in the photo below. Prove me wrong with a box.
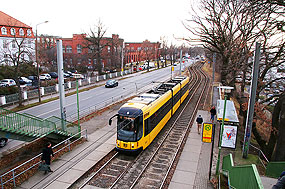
[242,42,261,158]
[121,42,124,71]
[179,49,182,75]
[212,53,216,83]
[57,39,66,131]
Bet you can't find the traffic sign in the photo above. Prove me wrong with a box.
[202,123,213,143]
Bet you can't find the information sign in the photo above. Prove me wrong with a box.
[202,123,213,143]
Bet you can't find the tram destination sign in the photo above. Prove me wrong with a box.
[202,123,213,143]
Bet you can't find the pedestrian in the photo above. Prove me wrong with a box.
[196,115,203,134]
[41,142,54,174]
[272,171,285,189]
[210,106,217,122]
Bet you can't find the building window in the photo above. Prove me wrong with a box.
[1,27,7,35]
[12,40,16,48]
[19,28,24,36]
[10,28,16,35]
[138,47,141,51]
[62,46,65,53]
[27,40,32,48]
[66,46,72,53]
[3,40,8,48]
[27,29,32,36]
[77,44,82,53]
[107,46,111,53]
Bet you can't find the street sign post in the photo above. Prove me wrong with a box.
[202,123,213,143]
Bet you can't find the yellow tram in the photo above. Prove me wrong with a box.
[109,76,190,152]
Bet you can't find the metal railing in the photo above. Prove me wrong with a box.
[0,108,56,137]
[0,129,87,189]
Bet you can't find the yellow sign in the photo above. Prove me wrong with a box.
[202,123,213,143]
[171,66,174,71]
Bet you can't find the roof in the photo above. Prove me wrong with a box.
[217,100,239,124]
[0,11,31,28]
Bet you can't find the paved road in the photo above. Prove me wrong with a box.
[19,63,190,120]
[0,61,192,154]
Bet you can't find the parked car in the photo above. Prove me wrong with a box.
[28,76,39,86]
[48,72,58,79]
[0,138,8,148]
[105,79,118,88]
[19,77,32,85]
[63,72,70,78]
[39,73,51,80]
[0,79,16,87]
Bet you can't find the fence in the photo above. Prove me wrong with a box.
[266,162,285,178]
[222,153,264,189]
[0,108,56,138]
[0,129,87,189]
[0,69,132,106]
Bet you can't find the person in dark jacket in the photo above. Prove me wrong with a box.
[41,142,54,173]
[196,115,203,134]
[210,106,217,122]
[272,171,285,189]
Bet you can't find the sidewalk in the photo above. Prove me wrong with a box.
[18,121,117,189]
[169,110,214,189]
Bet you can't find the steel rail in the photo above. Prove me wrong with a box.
[159,63,210,189]
[129,63,204,189]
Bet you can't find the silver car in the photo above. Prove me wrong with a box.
[0,79,16,87]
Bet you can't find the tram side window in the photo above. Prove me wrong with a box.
[136,116,143,140]
[144,118,150,136]
[149,98,173,132]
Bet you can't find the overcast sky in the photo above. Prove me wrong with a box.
[1,0,195,45]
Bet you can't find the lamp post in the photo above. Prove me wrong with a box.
[215,86,233,175]
[76,78,81,137]
[35,21,48,102]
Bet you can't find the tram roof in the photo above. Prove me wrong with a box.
[217,99,239,124]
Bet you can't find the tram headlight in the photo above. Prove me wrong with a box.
[131,144,134,148]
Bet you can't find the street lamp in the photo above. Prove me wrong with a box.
[215,86,234,175]
[35,21,48,102]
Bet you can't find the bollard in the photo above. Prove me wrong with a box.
[97,76,99,82]
[55,84,59,92]
[88,77,91,84]
[0,96,6,105]
[40,87,45,96]
[68,82,71,88]
[78,79,82,86]
[23,91,28,100]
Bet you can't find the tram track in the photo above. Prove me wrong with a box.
[71,62,210,189]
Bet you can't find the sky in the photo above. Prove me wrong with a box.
[1,0,196,46]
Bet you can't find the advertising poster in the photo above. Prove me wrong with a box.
[221,125,238,149]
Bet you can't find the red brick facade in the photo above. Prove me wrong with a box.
[61,34,124,70]
[124,41,160,64]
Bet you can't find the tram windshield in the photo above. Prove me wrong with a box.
[117,115,143,142]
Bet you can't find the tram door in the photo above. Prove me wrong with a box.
[144,118,150,149]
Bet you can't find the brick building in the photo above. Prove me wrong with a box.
[38,34,161,72]
[124,40,160,64]
[0,11,35,65]
[61,34,124,71]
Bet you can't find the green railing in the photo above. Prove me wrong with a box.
[222,154,264,189]
[266,162,285,178]
[0,108,56,137]
[0,108,78,139]
[45,116,79,136]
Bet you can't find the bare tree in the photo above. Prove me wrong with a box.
[84,19,108,75]
[0,33,35,106]
[142,40,153,71]
[160,36,168,67]
[186,0,285,160]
